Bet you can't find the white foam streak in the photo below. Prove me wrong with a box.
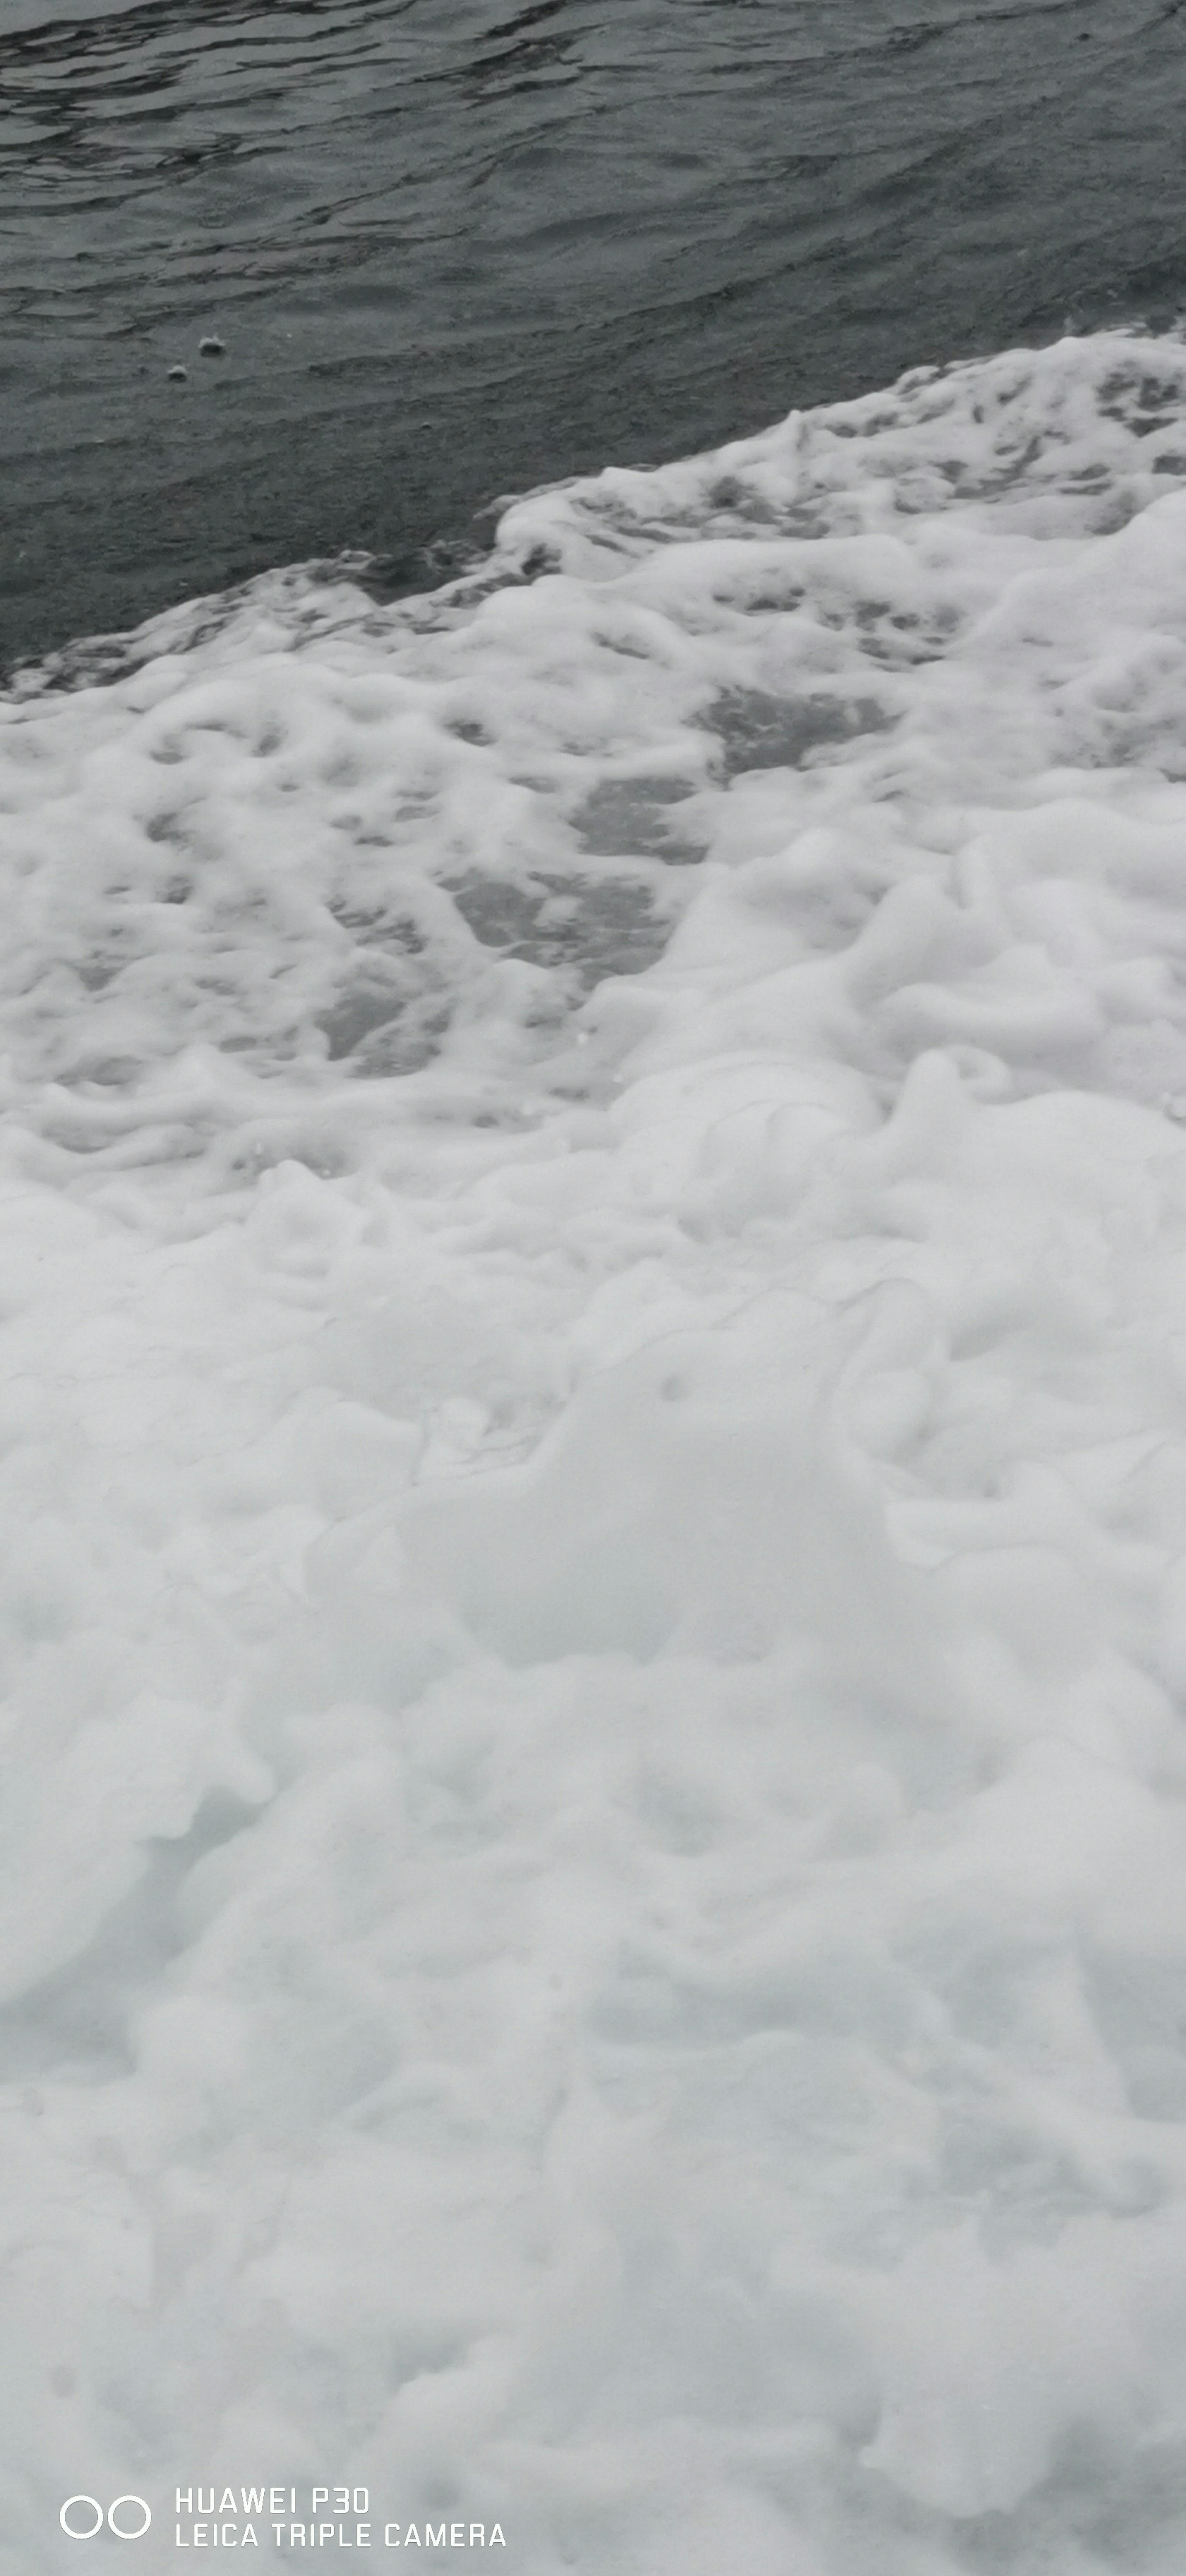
[5,331,1186,2572]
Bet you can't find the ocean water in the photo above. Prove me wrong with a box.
[5,0,1186,673]
[5,326,1186,2569]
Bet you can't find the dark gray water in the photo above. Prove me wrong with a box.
[3,0,1185,677]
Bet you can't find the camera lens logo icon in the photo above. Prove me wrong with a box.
[60,2497,152,2540]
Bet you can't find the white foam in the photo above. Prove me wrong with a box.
[6,331,1186,2572]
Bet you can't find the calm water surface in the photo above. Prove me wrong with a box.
[2,0,1185,674]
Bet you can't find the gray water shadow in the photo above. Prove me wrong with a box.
[569,776,707,865]
[1083,1948,1186,2122]
[446,869,667,984]
[0,1790,259,2082]
[317,906,448,1072]
[705,688,893,777]
[316,981,450,1074]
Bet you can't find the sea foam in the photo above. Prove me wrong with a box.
[5,331,1186,2572]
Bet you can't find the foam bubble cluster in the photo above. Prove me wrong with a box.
[7,332,1186,2574]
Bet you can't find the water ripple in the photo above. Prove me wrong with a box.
[2,0,1185,670]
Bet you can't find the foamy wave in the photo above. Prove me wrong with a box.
[5,331,1186,2573]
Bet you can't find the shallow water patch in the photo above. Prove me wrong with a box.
[705,686,893,776]
[446,866,669,983]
